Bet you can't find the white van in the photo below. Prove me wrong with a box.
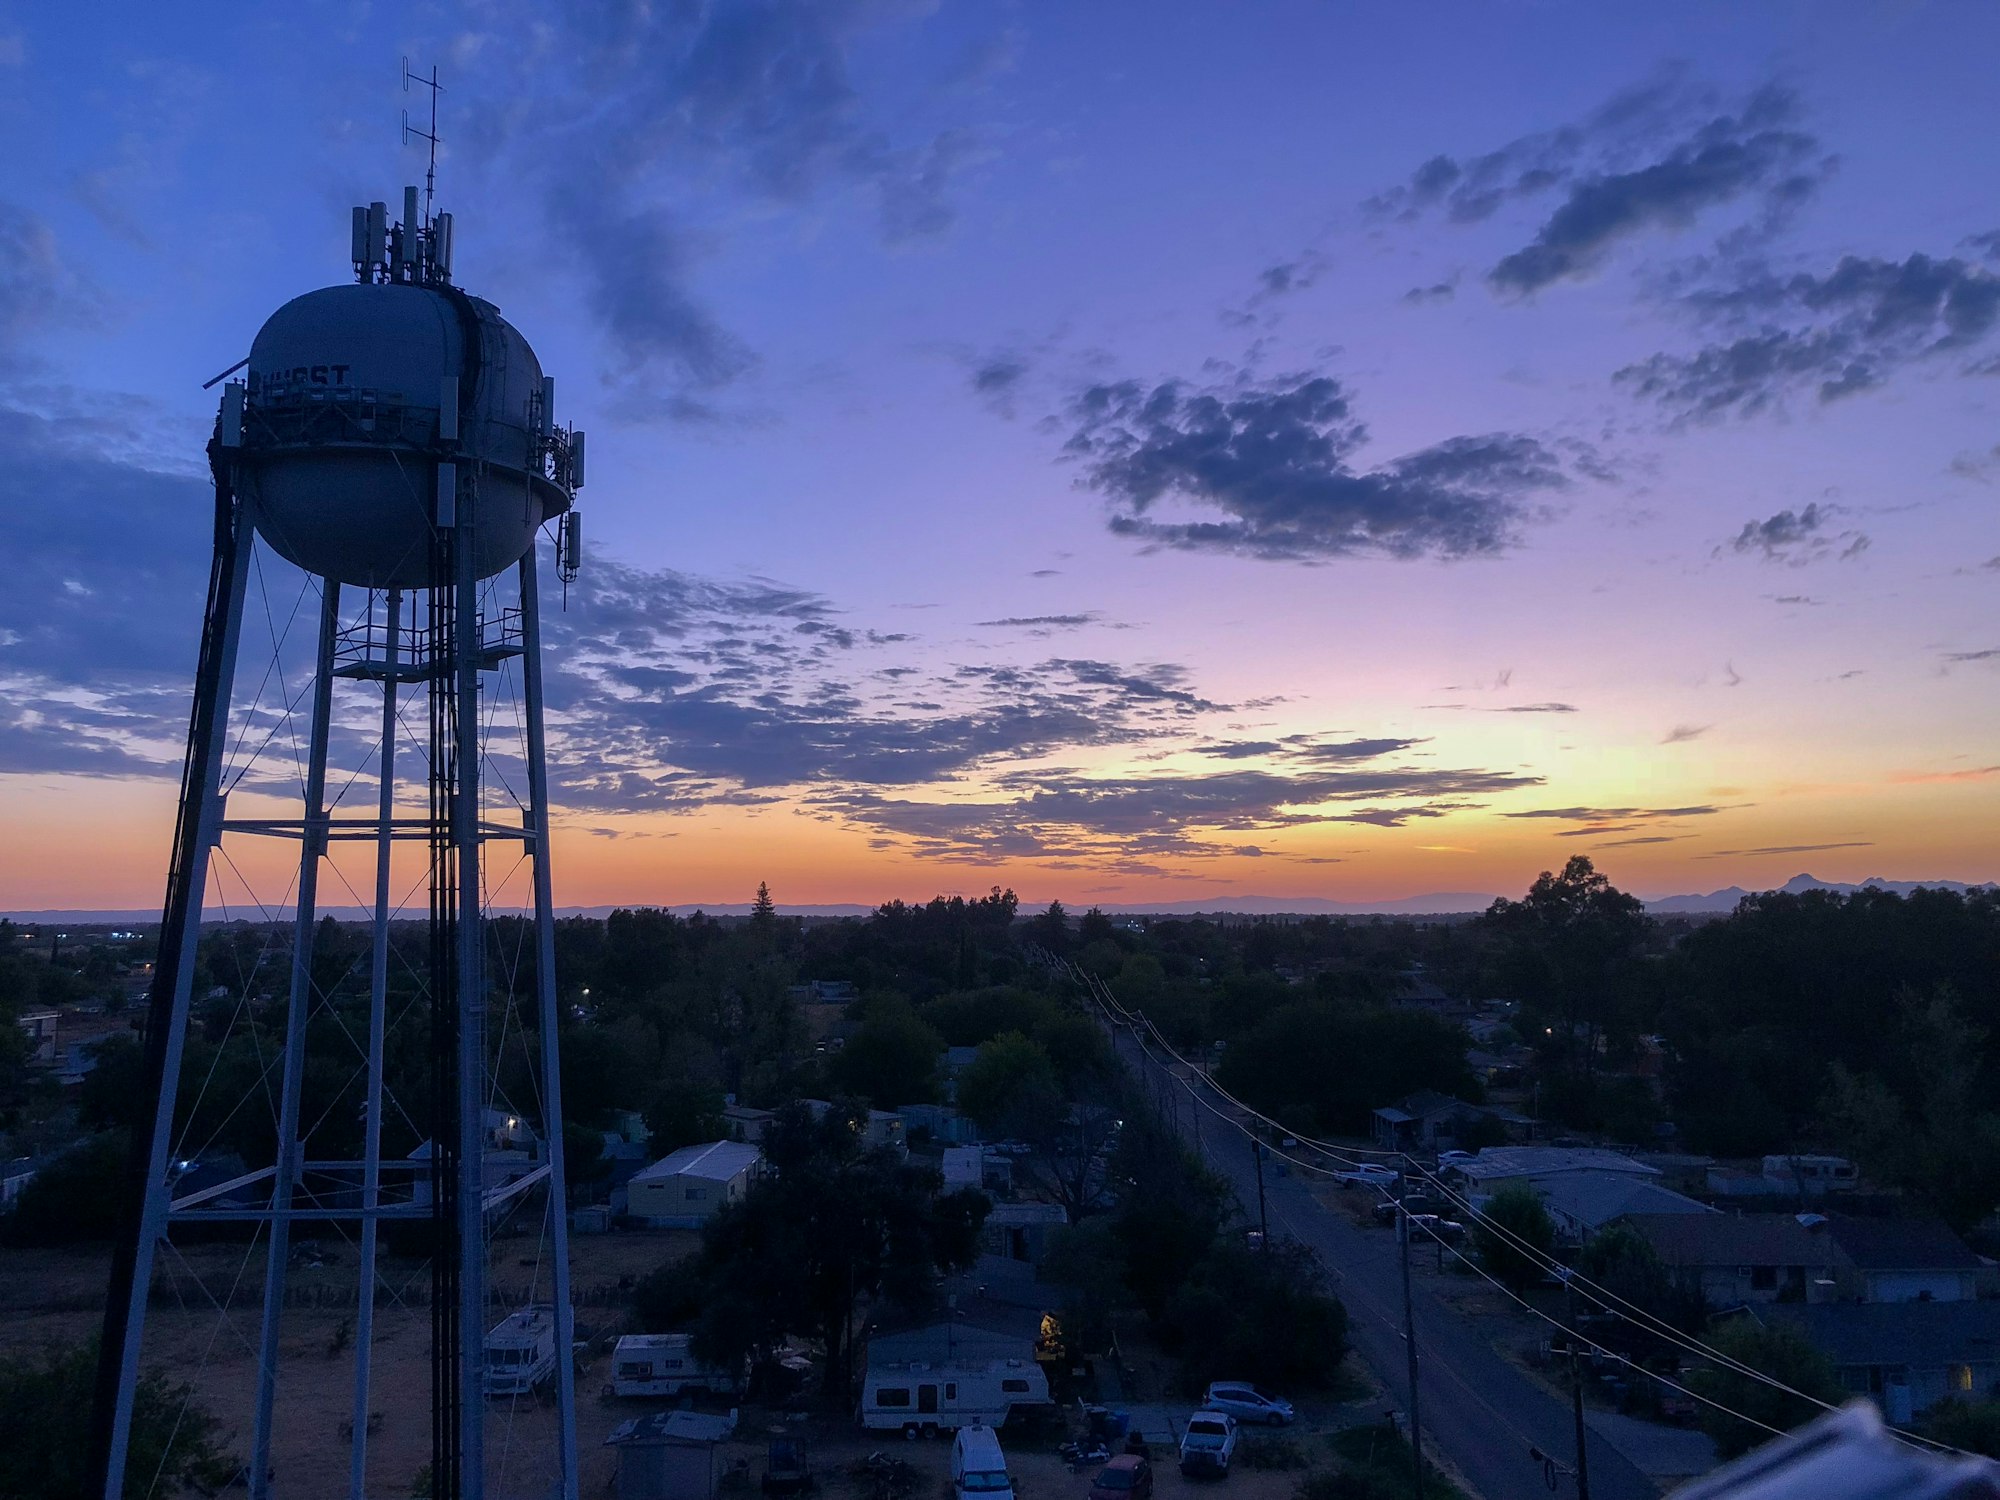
[611,1333,741,1398]
[484,1307,557,1397]
[951,1424,1012,1500]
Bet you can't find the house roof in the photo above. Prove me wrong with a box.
[1761,1301,2000,1370]
[986,1201,1067,1226]
[630,1139,762,1185]
[1626,1212,1835,1268]
[1536,1176,1715,1233]
[1454,1147,1659,1183]
[1825,1216,1984,1272]
[604,1410,740,1447]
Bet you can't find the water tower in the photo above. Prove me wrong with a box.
[89,188,586,1500]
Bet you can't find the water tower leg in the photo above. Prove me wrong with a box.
[251,580,342,1499]
[520,544,580,1500]
[88,481,254,1500]
[351,587,402,1500]
[453,472,488,1499]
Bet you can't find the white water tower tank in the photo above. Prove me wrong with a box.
[240,277,570,589]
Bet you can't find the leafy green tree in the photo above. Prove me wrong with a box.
[1482,856,1650,1100]
[679,1104,987,1398]
[78,1032,146,1133]
[750,882,777,928]
[0,1338,235,1499]
[1471,1186,1555,1292]
[1691,1319,1844,1459]
[1031,900,1070,955]
[644,1071,728,1154]
[830,1004,944,1108]
[1162,1240,1350,1391]
[1921,1396,2000,1457]
[1573,1224,1706,1334]
[955,1032,1058,1135]
[1216,1003,1476,1136]
[1079,907,1117,946]
[1822,984,2000,1233]
[1041,1218,1125,1354]
[2,1134,125,1245]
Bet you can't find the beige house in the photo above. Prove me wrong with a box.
[625,1140,763,1228]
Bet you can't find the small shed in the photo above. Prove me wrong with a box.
[626,1140,763,1228]
[604,1408,739,1500]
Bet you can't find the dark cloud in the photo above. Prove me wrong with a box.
[1595,834,1684,848]
[1943,648,2000,664]
[1489,701,1577,714]
[1726,502,1869,564]
[1506,803,1723,822]
[1061,372,1575,562]
[1620,250,2000,418]
[1490,88,1822,294]
[975,613,1097,630]
[1367,77,1826,295]
[823,758,1539,866]
[1660,723,1712,744]
[1697,841,1873,858]
[1401,279,1457,306]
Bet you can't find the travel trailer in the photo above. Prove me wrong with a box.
[611,1333,742,1398]
[484,1306,559,1397]
[859,1324,1050,1435]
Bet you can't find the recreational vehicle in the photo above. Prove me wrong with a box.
[611,1333,742,1398]
[860,1323,1051,1435]
[484,1306,558,1397]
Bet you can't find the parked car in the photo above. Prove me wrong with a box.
[1201,1384,1294,1426]
[1178,1411,1239,1476]
[1437,1150,1475,1169]
[1090,1456,1153,1500]
[1333,1164,1400,1189]
[1371,1197,1441,1226]
[1400,1212,1467,1245]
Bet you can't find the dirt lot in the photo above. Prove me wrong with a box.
[2,1226,1389,1499]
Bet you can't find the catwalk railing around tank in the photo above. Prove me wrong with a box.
[332,605,524,682]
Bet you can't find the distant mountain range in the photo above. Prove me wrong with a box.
[1641,872,1996,914]
[7,873,1991,928]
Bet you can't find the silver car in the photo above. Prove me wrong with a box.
[1201,1383,1294,1426]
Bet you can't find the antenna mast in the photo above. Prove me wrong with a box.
[403,58,443,227]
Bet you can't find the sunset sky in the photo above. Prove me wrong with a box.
[2,2,1997,913]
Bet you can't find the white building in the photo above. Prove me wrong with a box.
[625,1140,763,1228]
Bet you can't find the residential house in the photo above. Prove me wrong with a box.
[981,1201,1066,1266]
[1708,1155,1861,1200]
[1535,1177,1714,1244]
[941,1145,984,1193]
[1759,1301,2000,1422]
[1625,1212,1840,1307]
[1371,1090,1504,1152]
[1445,1146,1660,1197]
[898,1102,978,1145]
[16,1010,58,1065]
[624,1140,762,1228]
[1824,1216,1988,1304]
[720,1104,773,1143]
[603,1408,740,1500]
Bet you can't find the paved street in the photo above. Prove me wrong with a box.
[1108,1020,1668,1500]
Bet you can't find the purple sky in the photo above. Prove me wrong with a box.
[2,2,1997,910]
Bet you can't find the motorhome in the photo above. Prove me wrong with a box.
[484,1306,558,1397]
[611,1333,741,1398]
[951,1424,1013,1500]
[860,1324,1051,1435]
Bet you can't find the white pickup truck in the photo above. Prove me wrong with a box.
[1178,1411,1239,1476]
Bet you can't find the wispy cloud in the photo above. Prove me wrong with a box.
[1697,841,1873,858]
[1661,723,1713,744]
[1724,502,1869,565]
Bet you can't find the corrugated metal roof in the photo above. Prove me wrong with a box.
[630,1139,762,1185]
